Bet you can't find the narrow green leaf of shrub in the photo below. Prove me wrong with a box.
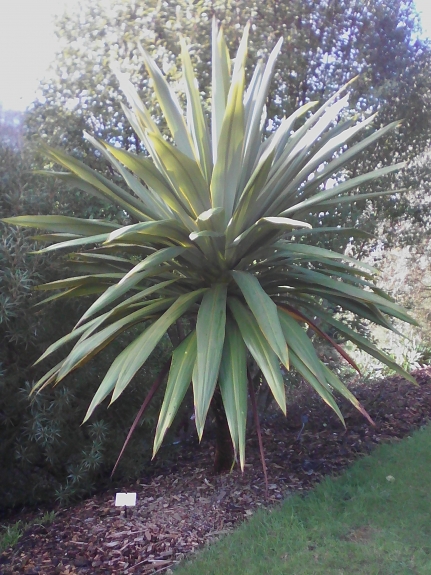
[2,215,120,235]
[193,284,227,437]
[219,319,248,469]
[138,43,195,159]
[180,36,212,183]
[232,271,289,369]
[210,25,248,219]
[153,331,197,456]
[111,289,207,403]
[289,349,345,426]
[228,297,286,414]
[57,299,175,385]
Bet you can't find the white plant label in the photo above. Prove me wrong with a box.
[115,492,137,507]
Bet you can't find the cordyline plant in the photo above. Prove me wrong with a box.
[4,22,416,477]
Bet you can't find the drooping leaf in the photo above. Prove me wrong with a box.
[219,319,248,469]
[231,271,289,368]
[193,284,227,437]
[153,331,197,455]
[228,297,286,414]
[110,289,206,404]
[289,349,345,425]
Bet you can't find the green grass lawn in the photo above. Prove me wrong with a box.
[175,425,431,575]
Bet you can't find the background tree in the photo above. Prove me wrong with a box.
[27,0,431,182]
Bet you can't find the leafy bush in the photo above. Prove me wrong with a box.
[0,136,170,511]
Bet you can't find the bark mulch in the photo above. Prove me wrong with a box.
[1,367,431,575]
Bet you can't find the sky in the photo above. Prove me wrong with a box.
[1,0,431,112]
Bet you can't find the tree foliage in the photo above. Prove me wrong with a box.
[28,1,430,148]
[26,0,431,254]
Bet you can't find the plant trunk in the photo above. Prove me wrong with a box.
[211,387,235,473]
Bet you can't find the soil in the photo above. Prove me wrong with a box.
[1,367,431,575]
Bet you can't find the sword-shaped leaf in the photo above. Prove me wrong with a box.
[320,362,374,425]
[35,273,124,291]
[228,297,286,414]
[35,284,108,306]
[138,44,195,159]
[147,132,210,218]
[260,95,351,214]
[34,314,109,365]
[100,143,194,224]
[106,220,190,246]
[57,298,175,385]
[113,63,161,136]
[317,188,405,208]
[271,114,378,210]
[193,284,227,437]
[110,290,206,403]
[77,247,185,324]
[227,216,311,264]
[180,37,212,184]
[281,162,406,217]
[289,267,416,321]
[277,308,327,383]
[227,149,275,243]
[240,37,283,187]
[289,349,345,425]
[31,362,64,395]
[121,246,186,281]
[41,145,149,221]
[231,271,289,369]
[31,233,112,254]
[298,120,403,201]
[36,280,178,366]
[84,133,167,221]
[153,331,197,456]
[210,24,248,219]
[311,308,417,384]
[219,319,248,469]
[34,170,111,206]
[2,215,120,235]
[273,243,376,272]
[211,18,231,162]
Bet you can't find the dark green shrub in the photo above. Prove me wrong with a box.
[0,137,170,510]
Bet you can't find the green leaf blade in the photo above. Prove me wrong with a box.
[228,297,286,414]
[219,319,248,469]
[110,289,207,404]
[193,284,227,438]
[153,331,197,456]
[231,271,289,369]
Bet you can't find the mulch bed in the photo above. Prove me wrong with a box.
[1,367,431,575]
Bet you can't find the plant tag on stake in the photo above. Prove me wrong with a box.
[115,492,137,506]
[115,492,137,517]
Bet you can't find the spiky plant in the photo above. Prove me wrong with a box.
[4,22,416,472]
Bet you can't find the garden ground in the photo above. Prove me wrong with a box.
[1,367,431,574]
